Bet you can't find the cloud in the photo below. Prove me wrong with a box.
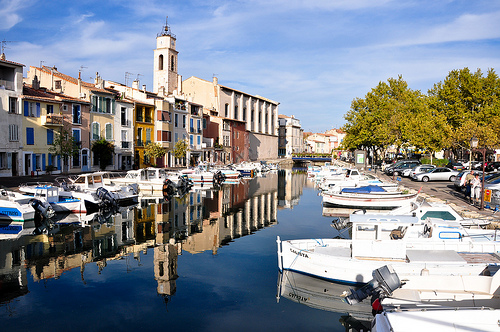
[0,0,29,30]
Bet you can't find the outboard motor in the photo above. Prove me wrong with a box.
[95,187,117,208]
[163,179,177,197]
[344,265,402,305]
[29,198,55,220]
[127,183,139,195]
[213,171,226,186]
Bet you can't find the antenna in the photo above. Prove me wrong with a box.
[79,65,87,73]
[125,72,134,86]
[1,39,16,58]
[136,73,143,81]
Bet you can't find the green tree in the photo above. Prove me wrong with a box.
[173,139,188,159]
[91,138,115,171]
[48,129,79,173]
[144,142,166,166]
[428,67,500,151]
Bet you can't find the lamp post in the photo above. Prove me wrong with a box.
[470,136,486,210]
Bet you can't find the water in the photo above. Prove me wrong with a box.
[1,170,364,331]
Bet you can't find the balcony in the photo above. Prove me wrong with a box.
[0,79,14,91]
[136,139,145,147]
[41,114,63,126]
[121,141,131,149]
[121,119,131,127]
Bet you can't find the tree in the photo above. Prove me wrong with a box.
[48,129,79,173]
[144,142,166,166]
[91,138,115,171]
[173,139,188,162]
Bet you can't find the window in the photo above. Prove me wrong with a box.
[223,121,230,131]
[157,130,172,142]
[182,115,186,128]
[145,128,151,144]
[175,133,178,143]
[9,124,19,141]
[225,104,229,117]
[243,107,246,121]
[197,119,201,133]
[203,118,207,129]
[234,105,238,119]
[55,80,61,89]
[105,123,113,140]
[174,114,178,127]
[159,54,164,71]
[9,97,17,114]
[251,109,254,122]
[73,129,81,167]
[189,135,193,145]
[47,129,54,145]
[92,122,100,140]
[26,128,35,145]
[190,118,194,133]
[170,55,175,71]
[197,135,201,145]
[73,104,81,124]
[47,104,54,114]
[157,110,171,122]
[121,107,127,126]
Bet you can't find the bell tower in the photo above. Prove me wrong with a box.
[153,17,178,95]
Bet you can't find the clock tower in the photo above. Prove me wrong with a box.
[153,18,179,95]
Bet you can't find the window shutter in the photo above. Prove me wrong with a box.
[48,153,52,166]
[32,154,36,171]
[157,130,162,141]
[7,153,12,169]
[42,154,46,171]
[24,101,29,116]
[26,128,35,145]
[36,103,41,117]
[57,156,61,170]
[47,129,54,145]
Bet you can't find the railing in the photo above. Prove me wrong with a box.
[121,141,131,149]
[136,115,143,122]
[144,117,152,123]
[136,139,144,147]
[121,119,131,127]
[190,127,195,133]
[41,114,64,126]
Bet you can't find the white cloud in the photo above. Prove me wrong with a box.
[0,0,29,30]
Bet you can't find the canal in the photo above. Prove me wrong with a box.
[1,169,365,331]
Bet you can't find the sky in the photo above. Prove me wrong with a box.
[1,0,500,133]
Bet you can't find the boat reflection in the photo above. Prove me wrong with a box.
[0,173,280,304]
[277,271,372,330]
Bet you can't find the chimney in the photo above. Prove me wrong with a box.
[32,75,40,90]
[142,84,146,92]
[132,80,139,90]
[213,76,218,86]
[0,53,5,61]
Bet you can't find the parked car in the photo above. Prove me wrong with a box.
[412,167,459,182]
[403,164,436,178]
[453,170,485,191]
[385,160,420,176]
[446,161,465,171]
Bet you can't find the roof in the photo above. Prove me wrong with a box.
[0,58,24,67]
[22,84,90,104]
[34,66,113,95]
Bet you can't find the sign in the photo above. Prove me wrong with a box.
[484,189,492,203]
[356,153,364,164]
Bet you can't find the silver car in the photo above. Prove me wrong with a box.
[412,167,459,182]
[403,164,436,178]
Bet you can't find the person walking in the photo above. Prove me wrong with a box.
[471,173,482,207]
[464,171,475,202]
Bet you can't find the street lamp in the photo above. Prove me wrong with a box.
[470,135,486,210]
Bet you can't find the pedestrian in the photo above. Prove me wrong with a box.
[471,173,482,206]
[464,171,475,202]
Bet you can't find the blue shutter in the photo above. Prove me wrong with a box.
[26,128,34,145]
[36,103,41,117]
[48,153,52,166]
[32,154,36,171]
[57,156,61,170]
[24,101,29,116]
[42,154,46,171]
[47,129,54,145]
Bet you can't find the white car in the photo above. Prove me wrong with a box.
[404,164,436,178]
[412,167,459,182]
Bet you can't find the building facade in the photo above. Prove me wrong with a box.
[278,114,304,157]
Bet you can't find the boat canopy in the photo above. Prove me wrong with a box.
[340,185,387,194]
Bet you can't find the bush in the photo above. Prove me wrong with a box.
[421,158,448,166]
[45,165,56,174]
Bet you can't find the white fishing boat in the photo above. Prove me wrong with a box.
[110,167,183,196]
[277,214,500,285]
[320,171,399,193]
[322,185,419,209]
[0,190,38,223]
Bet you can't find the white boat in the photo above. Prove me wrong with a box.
[0,190,38,223]
[372,308,500,332]
[69,172,139,206]
[110,167,182,196]
[322,185,419,209]
[277,214,500,285]
[30,185,87,213]
[320,172,399,193]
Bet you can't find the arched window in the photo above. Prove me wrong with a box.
[170,55,175,71]
[158,55,164,70]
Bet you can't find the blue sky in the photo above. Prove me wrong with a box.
[1,0,500,133]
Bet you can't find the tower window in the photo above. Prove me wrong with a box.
[170,55,175,71]
[159,55,164,70]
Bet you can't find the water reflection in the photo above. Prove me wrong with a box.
[0,172,282,305]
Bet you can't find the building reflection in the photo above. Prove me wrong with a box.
[277,169,307,209]
[0,173,283,305]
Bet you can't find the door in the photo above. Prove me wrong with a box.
[81,149,89,172]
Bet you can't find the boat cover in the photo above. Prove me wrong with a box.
[340,185,387,194]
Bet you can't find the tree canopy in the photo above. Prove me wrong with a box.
[342,68,500,157]
[91,138,115,171]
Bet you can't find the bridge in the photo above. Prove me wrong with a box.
[292,157,332,162]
